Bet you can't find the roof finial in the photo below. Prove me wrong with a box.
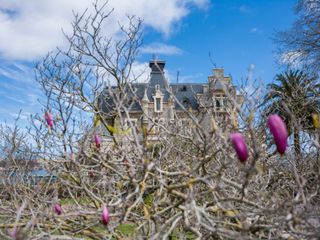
[152,54,157,61]
[142,87,149,102]
[176,70,180,84]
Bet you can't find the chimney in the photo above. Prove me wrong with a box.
[149,60,165,73]
[213,68,224,79]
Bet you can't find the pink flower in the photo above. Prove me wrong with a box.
[94,134,101,148]
[45,112,54,128]
[102,204,109,225]
[230,132,248,163]
[54,203,62,215]
[267,114,288,155]
[11,227,17,240]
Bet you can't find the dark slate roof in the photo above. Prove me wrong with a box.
[97,86,118,117]
[98,60,232,113]
[214,81,224,89]
[149,61,167,87]
[30,169,52,177]
[147,60,170,102]
[130,83,205,111]
[171,83,203,110]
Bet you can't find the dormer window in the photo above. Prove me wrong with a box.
[222,98,228,109]
[182,97,191,108]
[216,99,221,109]
[179,85,187,91]
[153,84,163,112]
[155,97,162,112]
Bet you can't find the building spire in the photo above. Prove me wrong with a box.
[152,54,157,61]
[142,87,149,102]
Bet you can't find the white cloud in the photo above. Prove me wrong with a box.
[238,4,250,13]
[0,0,209,61]
[127,61,173,84]
[250,27,258,33]
[250,27,263,34]
[10,111,31,120]
[0,61,34,82]
[305,1,320,14]
[243,64,256,95]
[102,61,170,85]
[95,61,150,86]
[140,42,183,55]
[130,61,150,83]
[280,51,304,67]
[178,73,204,83]
[27,93,40,106]
[4,95,27,105]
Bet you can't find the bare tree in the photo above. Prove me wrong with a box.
[276,0,320,76]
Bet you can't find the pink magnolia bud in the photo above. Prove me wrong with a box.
[11,227,17,240]
[89,170,95,178]
[45,111,54,128]
[102,204,109,225]
[230,132,248,163]
[54,203,62,215]
[94,134,101,148]
[267,114,288,155]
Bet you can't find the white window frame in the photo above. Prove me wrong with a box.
[153,96,163,113]
[222,96,228,110]
[153,84,164,113]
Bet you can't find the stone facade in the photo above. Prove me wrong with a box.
[99,60,242,141]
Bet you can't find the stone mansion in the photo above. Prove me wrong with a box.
[98,60,242,140]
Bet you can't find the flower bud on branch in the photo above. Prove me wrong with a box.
[230,132,248,163]
[267,114,288,155]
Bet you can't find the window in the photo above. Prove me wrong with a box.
[178,118,192,134]
[126,119,136,128]
[155,97,161,112]
[222,98,228,109]
[152,118,164,133]
[216,99,221,109]
[153,87,163,112]
[203,85,209,93]
[125,118,137,135]
[179,85,187,91]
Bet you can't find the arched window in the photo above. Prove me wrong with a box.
[182,97,191,109]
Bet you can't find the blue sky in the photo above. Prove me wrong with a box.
[0,0,297,126]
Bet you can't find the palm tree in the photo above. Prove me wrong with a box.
[263,69,320,157]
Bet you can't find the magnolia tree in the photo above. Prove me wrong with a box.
[0,2,320,240]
